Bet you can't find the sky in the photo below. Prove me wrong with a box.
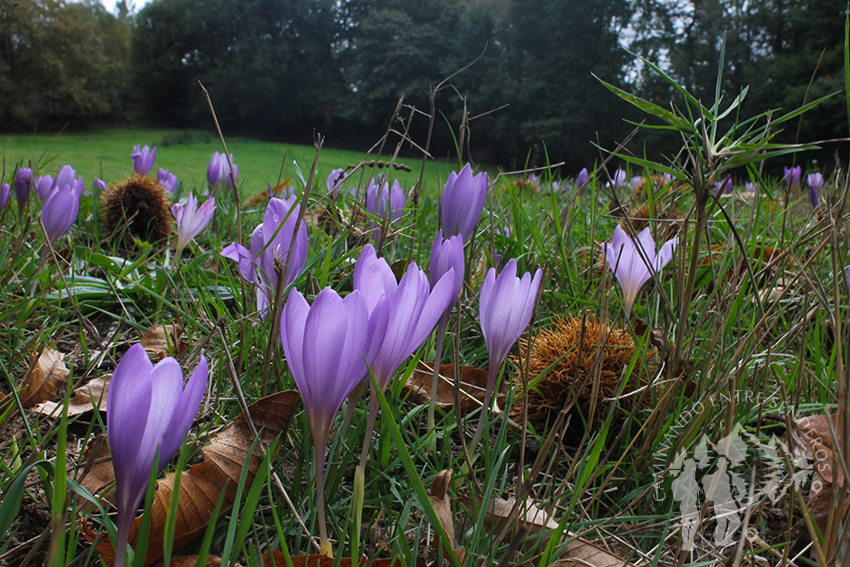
[97,0,152,15]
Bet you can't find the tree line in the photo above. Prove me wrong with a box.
[0,0,845,171]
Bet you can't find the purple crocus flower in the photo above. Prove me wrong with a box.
[713,178,733,195]
[15,167,32,214]
[430,230,465,311]
[784,166,802,188]
[131,144,156,175]
[52,165,84,198]
[280,286,386,555]
[207,151,238,191]
[807,172,824,208]
[91,178,107,197]
[34,175,53,201]
[744,182,756,193]
[440,163,488,240]
[471,259,542,448]
[42,184,80,244]
[172,193,216,256]
[606,169,626,190]
[221,196,308,317]
[600,225,678,317]
[158,169,178,193]
[326,168,347,199]
[629,175,643,188]
[0,183,9,209]
[353,244,455,466]
[365,177,405,222]
[577,168,589,191]
[107,343,207,567]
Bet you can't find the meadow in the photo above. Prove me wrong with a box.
[0,128,464,196]
[0,57,849,567]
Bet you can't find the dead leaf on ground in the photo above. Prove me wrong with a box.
[152,555,240,567]
[402,362,502,412]
[141,324,188,360]
[31,376,110,417]
[427,470,465,563]
[82,390,301,566]
[790,413,846,538]
[260,551,425,567]
[457,496,634,566]
[0,347,70,417]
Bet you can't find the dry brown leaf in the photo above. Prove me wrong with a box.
[791,414,844,486]
[562,538,634,567]
[402,362,501,412]
[457,496,633,566]
[152,555,240,567]
[82,390,301,566]
[428,470,465,563]
[141,324,188,361]
[260,551,425,567]
[31,376,110,417]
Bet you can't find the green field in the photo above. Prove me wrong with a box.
[0,128,464,196]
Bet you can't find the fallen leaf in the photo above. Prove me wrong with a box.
[141,324,188,360]
[402,362,501,411]
[457,496,634,566]
[31,376,110,417]
[0,347,70,418]
[427,470,465,563]
[152,555,240,567]
[260,551,425,567]
[82,390,301,566]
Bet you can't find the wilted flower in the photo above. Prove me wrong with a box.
[207,152,238,191]
[107,343,207,567]
[326,168,347,198]
[172,193,215,257]
[0,183,9,209]
[14,167,32,214]
[600,225,677,317]
[220,196,308,316]
[158,169,178,193]
[606,169,626,190]
[34,175,53,201]
[42,184,80,245]
[807,172,824,208]
[472,259,542,447]
[784,166,802,188]
[440,163,488,240]
[280,287,386,556]
[131,145,156,175]
[577,168,589,191]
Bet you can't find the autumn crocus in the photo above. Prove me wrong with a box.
[207,151,238,191]
[172,193,215,257]
[0,183,9,209]
[158,169,178,193]
[326,168,347,199]
[807,172,824,208]
[577,168,589,192]
[601,225,677,317]
[425,230,465,441]
[280,287,386,556]
[353,244,455,467]
[606,169,626,190]
[131,145,156,176]
[221,196,307,316]
[92,178,106,197]
[472,259,542,448]
[15,167,32,214]
[107,343,207,567]
[365,177,405,244]
[784,166,802,188]
[42,184,80,245]
[440,163,487,240]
